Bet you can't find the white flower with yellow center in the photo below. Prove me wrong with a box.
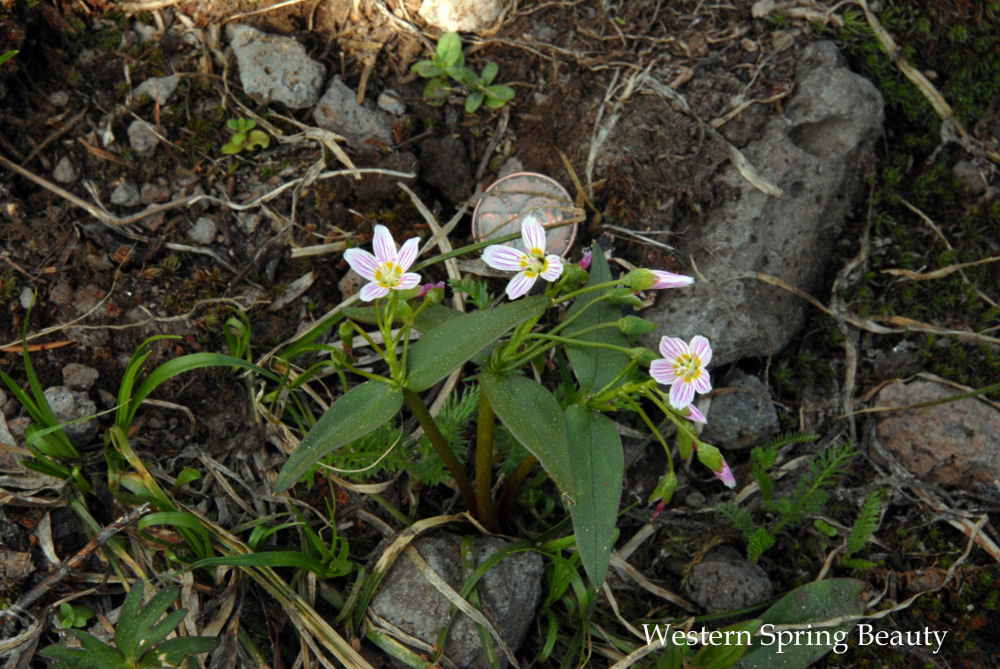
[344,225,421,301]
[649,335,713,409]
[481,215,564,300]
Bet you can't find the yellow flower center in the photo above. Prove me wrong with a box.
[518,248,548,278]
[375,262,403,288]
[672,353,702,383]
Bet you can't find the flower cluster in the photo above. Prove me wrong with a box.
[342,219,735,491]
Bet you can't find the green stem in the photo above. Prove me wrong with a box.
[498,454,537,526]
[622,395,673,472]
[504,331,634,370]
[402,388,477,517]
[475,391,500,533]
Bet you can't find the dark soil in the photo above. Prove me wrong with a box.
[2,0,999,667]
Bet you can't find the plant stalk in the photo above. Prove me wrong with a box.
[475,391,501,533]
[498,454,537,526]
[402,388,477,517]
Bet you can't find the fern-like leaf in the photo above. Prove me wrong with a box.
[746,527,776,563]
[751,432,818,501]
[717,501,756,540]
[775,441,858,531]
[843,488,886,565]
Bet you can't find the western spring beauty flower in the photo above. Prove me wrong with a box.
[344,225,421,301]
[481,215,564,300]
[713,460,737,489]
[623,268,695,290]
[649,335,713,409]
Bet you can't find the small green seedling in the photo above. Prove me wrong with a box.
[55,603,93,630]
[41,580,218,669]
[411,32,515,113]
[222,117,270,155]
[0,50,18,68]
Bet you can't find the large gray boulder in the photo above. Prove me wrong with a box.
[227,24,325,109]
[643,41,884,366]
[369,533,543,668]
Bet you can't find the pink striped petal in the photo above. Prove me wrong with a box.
[396,272,421,290]
[483,245,529,272]
[360,282,391,301]
[651,270,695,289]
[669,381,695,409]
[693,372,712,394]
[658,336,690,362]
[344,248,378,281]
[649,359,676,385]
[506,272,536,300]
[372,225,396,263]
[690,335,713,366]
[714,460,737,488]
[684,404,706,424]
[520,216,547,253]
[396,237,420,271]
[541,255,563,281]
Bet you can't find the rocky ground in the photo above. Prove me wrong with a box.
[1,0,1000,667]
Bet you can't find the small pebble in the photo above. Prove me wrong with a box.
[49,90,70,107]
[135,75,180,105]
[19,286,34,310]
[189,217,217,244]
[62,363,100,390]
[140,182,171,204]
[128,119,160,157]
[53,156,78,184]
[377,90,406,116]
[110,181,141,207]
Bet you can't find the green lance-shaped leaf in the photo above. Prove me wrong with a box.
[407,296,548,392]
[693,618,762,669]
[274,381,403,492]
[564,404,623,587]
[480,371,573,496]
[739,578,866,669]
[565,243,630,393]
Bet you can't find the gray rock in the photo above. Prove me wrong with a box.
[53,156,78,184]
[189,217,217,244]
[110,181,141,207]
[0,412,21,469]
[420,135,473,204]
[687,545,773,613]
[700,370,779,450]
[62,363,100,390]
[376,90,406,116]
[370,533,543,668]
[953,159,986,195]
[873,380,1000,491]
[42,387,99,448]
[132,21,159,43]
[127,119,160,157]
[135,74,180,105]
[643,41,884,366]
[418,0,505,32]
[227,24,325,109]
[313,77,394,147]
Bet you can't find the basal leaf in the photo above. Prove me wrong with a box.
[564,404,623,587]
[565,243,629,393]
[407,296,547,392]
[480,371,572,496]
[274,381,403,491]
[740,578,866,669]
[436,32,463,68]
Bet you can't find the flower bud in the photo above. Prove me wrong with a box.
[606,287,643,308]
[338,321,355,352]
[616,315,658,336]
[696,443,736,488]
[649,470,678,507]
[623,268,658,290]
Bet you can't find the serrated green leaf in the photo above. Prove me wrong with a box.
[565,404,623,587]
[481,61,498,85]
[465,91,484,113]
[406,296,548,392]
[480,372,572,496]
[275,381,403,491]
[436,32,463,67]
[565,244,629,393]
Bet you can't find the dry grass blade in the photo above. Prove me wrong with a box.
[608,552,695,612]
[883,255,1000,280]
